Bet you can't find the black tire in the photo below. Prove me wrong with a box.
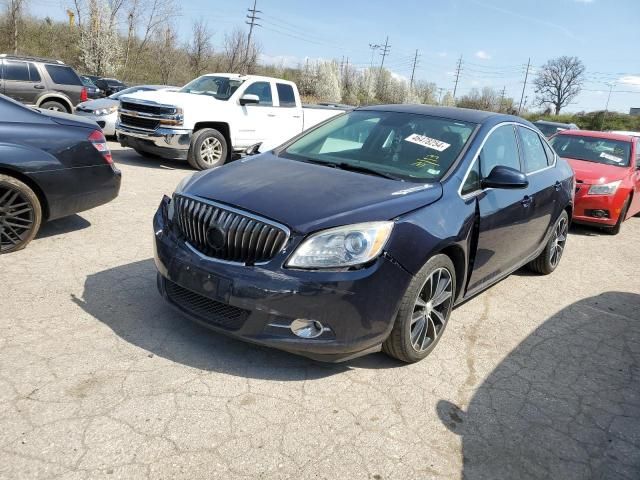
[528,210,569,275]
[0,174,43,254]
[187,128,228,171]
[608,196,630,236]
[39,100,69,113]
[383,254,456,363]
[134,149,159,159]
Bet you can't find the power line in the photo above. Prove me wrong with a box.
[453,55,463,99]
[518,57,531,115]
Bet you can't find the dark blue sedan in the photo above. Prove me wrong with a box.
[153,105,574,363]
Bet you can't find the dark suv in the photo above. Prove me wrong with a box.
[0,54,87,113]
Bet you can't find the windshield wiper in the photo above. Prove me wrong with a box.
[325,162,403,181]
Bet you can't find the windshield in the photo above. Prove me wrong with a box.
[180,76,245,100]
[110,86,153,99]
[550,135,631,167]
[281,110,476,182]
[536,123,567,138]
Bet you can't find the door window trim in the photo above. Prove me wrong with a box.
[516,124,557,175]
[3,59,34,83]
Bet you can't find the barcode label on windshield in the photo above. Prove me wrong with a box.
[600,152,623,163]
[405,134,451,152]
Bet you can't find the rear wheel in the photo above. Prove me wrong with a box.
[187,128,228,171]
[528,210,569,275]
[40,100,69,113]
[383,254,456,363]
[0,175,42,254]
[608,196,630,236]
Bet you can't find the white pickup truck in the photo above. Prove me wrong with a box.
[115,73,349,170]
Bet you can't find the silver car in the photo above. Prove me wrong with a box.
[74,85,177,136]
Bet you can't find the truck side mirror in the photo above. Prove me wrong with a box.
[240,94,260,106]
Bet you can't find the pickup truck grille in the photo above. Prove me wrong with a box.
[121,101,175,116]
[120,114,160,131]
[174,195,289,264]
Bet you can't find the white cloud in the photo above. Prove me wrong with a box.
[475,50,491,60]
[619,76,640,88]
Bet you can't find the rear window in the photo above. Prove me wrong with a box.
[4,61,30,81]
[550,135,632,167]
[283,110,476,182]
[45,65,82,86]
[276,83,296,107]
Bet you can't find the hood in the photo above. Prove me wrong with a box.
[39,108,99,130]
[77,98,118,110]
[121,90,224,110]
[565,157,629,184]
[183,153,443,234]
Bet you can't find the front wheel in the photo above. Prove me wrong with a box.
[607,196,630,236]
[383,254,456,363]
[528,210,569,275]
[187,128,228,171]
[0,174,43,254]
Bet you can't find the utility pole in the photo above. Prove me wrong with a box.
[600,83,615,130]
[499,85,506,112]
[245,0,261,73]
[453,55,463,99]
[518,58,531,115]
[437,87,445,104]
[377,36,391,97]
[368,43,380,69]
[410,49,420,89]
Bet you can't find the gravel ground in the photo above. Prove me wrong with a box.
[1,143,639,480]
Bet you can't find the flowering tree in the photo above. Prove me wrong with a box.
[79,0,122,76]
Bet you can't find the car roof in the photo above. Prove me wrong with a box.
[534,120,576,127]
[200,73,296,85]
[555,129,634,142]
[356,104,525,125]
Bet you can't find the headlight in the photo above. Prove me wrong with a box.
[588,180,621,195]
[286,221,394,269]
[95,106,118,116]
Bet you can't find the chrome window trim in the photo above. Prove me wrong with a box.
[176,193,291,266]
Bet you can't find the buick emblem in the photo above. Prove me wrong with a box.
[206,227,226,250]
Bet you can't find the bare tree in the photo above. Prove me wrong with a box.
[5,0,27,54]
[188,19,212,77]
[130,0,176,71]
[222,27,259,74]
[156,24,177,84]
[534,56,585,115]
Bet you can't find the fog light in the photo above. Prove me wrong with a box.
[290,319,324,339]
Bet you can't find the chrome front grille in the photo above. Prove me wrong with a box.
[174,195,289,264]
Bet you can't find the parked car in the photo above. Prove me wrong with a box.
[0,54,87,113]
[116,73,349,170]
[0,94,121,254]
[153,105,574,363]
[534,120,579,138]
[75,85,176,137]
[80,75,103,99]
[94,78,127,96]
[550,130,640,234]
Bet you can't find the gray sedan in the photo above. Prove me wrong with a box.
[74,85,177,136]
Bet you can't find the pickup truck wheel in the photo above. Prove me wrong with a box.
[188,128,228,170]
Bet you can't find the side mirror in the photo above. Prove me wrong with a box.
[481,165,529,189]
[239,94,260,106]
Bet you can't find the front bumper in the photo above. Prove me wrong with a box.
[75,111,117,136]
[573,184,628,227]
[153,196,412,362]
[116,123,192,160]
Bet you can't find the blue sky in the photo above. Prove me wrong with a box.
[34,0,640,112]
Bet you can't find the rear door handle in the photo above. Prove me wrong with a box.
[521,195,533,207]
[554,181,562,191]
[34,84,45,89]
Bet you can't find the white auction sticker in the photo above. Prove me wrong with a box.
[600,152,623,163]
[404,134,451,152]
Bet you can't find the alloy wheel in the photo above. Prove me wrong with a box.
[47,106,63,112]
[410,267,453,352]
[550,216,568,268]
[0,185,35,252]
[200,137,223,165]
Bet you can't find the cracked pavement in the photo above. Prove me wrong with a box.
[1,143,639,479]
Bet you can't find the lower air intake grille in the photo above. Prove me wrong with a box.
[165,280,248,331]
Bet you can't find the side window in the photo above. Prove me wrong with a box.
[461,160,481,195]
[28,63,41,82]
[276,83,296,107]
[636,140,640,167]
[541,137,556,166]
[5,61,30,81]
[518,126,549,173]
[44,65,82,86]
[243,82,273,106]
[479,124,521,177]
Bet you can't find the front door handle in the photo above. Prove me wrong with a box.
[521,195,533,207]
[554,181,562,191]
[34,84,45,89]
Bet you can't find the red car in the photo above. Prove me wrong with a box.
[550,130,640,234]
